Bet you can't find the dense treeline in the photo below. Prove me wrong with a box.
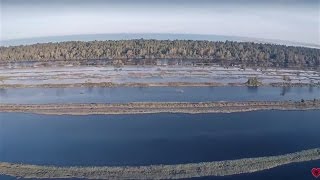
[0,39,319,69]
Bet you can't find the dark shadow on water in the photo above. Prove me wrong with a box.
[55,88,65,97]
[309,86,314,93]
[0,175,17,180]
[246,87,258,93]
[280,86,291,96]
[0,88,7,97]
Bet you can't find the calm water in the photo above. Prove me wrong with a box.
[0,111,319,167]
[0,86,319,104]
[0,111,320,180]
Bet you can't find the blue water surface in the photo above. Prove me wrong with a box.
[0,111,319,166]
[0,86,319,104]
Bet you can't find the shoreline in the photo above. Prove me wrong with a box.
[0,148,319,179]
[1,100,319,115]
[0,82,319,89]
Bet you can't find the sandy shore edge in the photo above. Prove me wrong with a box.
[0,100,319,115]
[0,148,319,179]
[0,82,319,89]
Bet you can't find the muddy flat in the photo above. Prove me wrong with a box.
[1,65,319,88]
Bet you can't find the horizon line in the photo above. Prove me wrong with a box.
[1,33,319,49]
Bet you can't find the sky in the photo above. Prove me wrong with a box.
[1,0,319,45]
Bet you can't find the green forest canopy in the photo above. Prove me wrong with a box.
[1,39,319,69]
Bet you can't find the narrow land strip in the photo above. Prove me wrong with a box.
[0,82,319,89]
[0,148,319,179]
[0,100,319,115]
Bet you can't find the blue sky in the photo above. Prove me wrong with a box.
[1,0,319,44]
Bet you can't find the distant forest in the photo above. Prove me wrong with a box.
[1,39,319,69]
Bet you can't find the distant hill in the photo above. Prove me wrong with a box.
[1,33,319,49]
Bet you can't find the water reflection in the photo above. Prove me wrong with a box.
[247,87,258,93]
[55,88,65,97]
[280,87,291,96]
[0,119,4,159]
[86,87,94,93]
[98,88,106,96]
[0,89,7,98]
[309,86,313,93]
